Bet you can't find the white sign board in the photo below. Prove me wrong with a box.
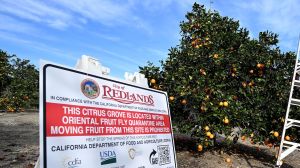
[40,63,177,168]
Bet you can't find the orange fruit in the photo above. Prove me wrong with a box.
[199,68,206,75]
[248,81,254,86]
[209,134,214,139]
[264,139,269,145]
[204,126,210,131]
[267,143,273,148]
[191,40,196,44]
[285,136,291,141]
[257,63,261,68]
[223,101,228,107]
[197,144,203,152]
[200,106,206,112]
[242,82,247,88]
[225,158,231,163]
[150,79,156,84]
[223,118,229,124]
[274,131,279,137]
[206,132,212,137]
[257,63,265,69]
[219,102,224,107]
[241,136,246,141]
[181,99,187,105]
[213,54,218,59]
[169,96,175,101]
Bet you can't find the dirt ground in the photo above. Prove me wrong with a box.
[0,112,39,168]
[0,112,299,168]
[176,144,300,168]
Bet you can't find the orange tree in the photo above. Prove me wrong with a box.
[0,50,38,112]
[140,3,298,148]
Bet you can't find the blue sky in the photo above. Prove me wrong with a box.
[0,0,300,78]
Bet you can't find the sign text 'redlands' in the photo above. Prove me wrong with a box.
[102,85,154,106]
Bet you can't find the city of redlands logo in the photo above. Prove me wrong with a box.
[81,79,154,105]
[81,79,100,99]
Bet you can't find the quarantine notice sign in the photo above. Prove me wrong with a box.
[40,63,177,168]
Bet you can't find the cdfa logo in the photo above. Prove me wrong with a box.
[100,150,117,165]
[81,78,100,99]
[62,157,81,168]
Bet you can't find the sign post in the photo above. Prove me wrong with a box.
[39,62,177,168]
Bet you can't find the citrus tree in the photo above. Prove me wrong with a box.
[140,3,298,149]
[0,50,38,112]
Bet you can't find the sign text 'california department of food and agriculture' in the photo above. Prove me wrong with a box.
[40,63,177,168]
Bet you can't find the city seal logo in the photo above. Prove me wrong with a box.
[81,78,100,99]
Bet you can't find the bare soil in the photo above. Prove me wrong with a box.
[0,112,39,168]
[0,112,299,168]
[176,144,300,168]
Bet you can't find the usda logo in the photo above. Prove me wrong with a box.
[100,150,117,165]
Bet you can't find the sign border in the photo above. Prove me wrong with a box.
[42,63,177,168]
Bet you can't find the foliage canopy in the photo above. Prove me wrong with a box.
[140,3,297,148]
[0,50,38,112]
